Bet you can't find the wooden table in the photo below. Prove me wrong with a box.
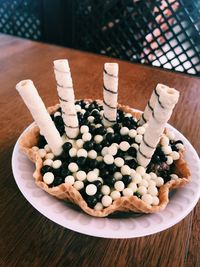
[0,34,199,267]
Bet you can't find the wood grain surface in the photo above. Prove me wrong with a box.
[0,34,199,267]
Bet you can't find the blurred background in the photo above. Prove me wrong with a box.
[0,0,200,76]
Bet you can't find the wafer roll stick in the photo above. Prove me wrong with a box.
[137,86,180,167]
[16,80,63,155]
[53,59,79,139]
[103,63,119,127]
[139,84,169,125]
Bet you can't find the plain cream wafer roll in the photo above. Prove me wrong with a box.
[103,63,118,127]
[139,84,169,125]
[137,86,180,167]
[16,80,63,156]
[54,59,79,139]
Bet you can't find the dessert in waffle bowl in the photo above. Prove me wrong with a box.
[16,60,191,217]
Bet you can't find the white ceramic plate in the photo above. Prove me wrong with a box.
[12,124,200,238]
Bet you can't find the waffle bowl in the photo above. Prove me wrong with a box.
[19,101,191,217]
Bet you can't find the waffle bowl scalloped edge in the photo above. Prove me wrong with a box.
[19,100,191,217]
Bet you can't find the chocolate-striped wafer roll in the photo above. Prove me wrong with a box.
[53,59,79,139]
[16,80,63,156]
[103,63,119,127]
[137,86,179,167]
[139,84,169,125]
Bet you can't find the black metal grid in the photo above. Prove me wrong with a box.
[0,0,42,40]
[74,0,200,76]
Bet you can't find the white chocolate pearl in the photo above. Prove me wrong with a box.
[88,116,94,123]
[101,185,110,195]
[114,172,123,180]
[170,174,179,180]
[143,123,148,128]
[135,134,143,144]
[69,148,77,157]
[129,129,137,138]
[80,125,89,134]
[107,145,118,156]
[170,151,180,160]
[76,139,84,148]
[121,165,131,175]
[76,171,87,181]
[94,135,103,143]
[65,175,75,185]
[80,109,86,114]
[86,184,97,196]
[128,182,137,192]
[102,195,112,207]
[137,126,145,135]
[132,173,142,184]
[143,173,151,181]
[166,156,173,165]
[32,146,39,151]
[75,104,81,112]
[96,156,103,162]
[43,159,53,166]
[45,152,54,160]
[123,188,133,196]
[87,171,98,182]
[43,172,54,184]
[101,147,108,156]
[93,168,100,176]
[77,148,87,158]
[52,160,62,169]
[142,194,153,205]
[114,157,124,167]
[160,135,169,146]
[130,169,136,177]
[94,202,103,211]
[138,186,147,195]
[68,162,79,172]
[54,111,61,117]
[167,130,175,140]
[82,132,92,142]
[44,144,51,153]
[97,177,104,183]
[149,172,157,180]
[125,113,132,117]
[162,146,172,155]
[148,185,158,196]
[110,190,121,200]
[107,127,114,133]
[148,180,156,187]
[100,110,104,117]
[88,150,97,159]
[136,166,146,175]
[104,154,114,165]
[119,141,130,151]
[131,143,139,150]
[95,123,102,128]
[176,143,184,150]
[139,179,149,188]
[112,143,119,148]
[114,181,125,191]
[120,127,129,135]
[155,177,164,187]
[38,149,46,158]
[152,196,160,206]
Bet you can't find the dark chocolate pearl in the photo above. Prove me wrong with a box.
[83,141,94,150]
[83,111,90,118]
[122,175,132,186]
[54,116,63,126]
[107,164,118,174]
[134,192,141,198]
[53,176,64,186]
[38,135,47,148]
[53,168,61,176]
[116,149,124,158]
[171,145,179,152]
[93,143,103,153]
[87,196,98,208]
[174,140,183,145]
[98,161,107,170]
[88,103,96,112]
[112,123,121,133]
[121,135,132,143]
[60,168,71,178]
[104,175,116,186]
[93,180,102,190]
[91,109,99,117]
[58,125,65,136]
[62,162,68,169]
[77,157,87,167]
[152,154,160,163]
[41,165,53,175]
[100,169,110,178]
[50,114,54,121]
[94,116,102,124]
[95,191,103,201]
[63,142,72,152]
[160,154,167,162]
[59,151,69,161]
[96,126,107,135]
[128,147,137,157]
[125,159,137,169]
[101,139,110,147]
[113,133,121,143]
[88,159,98,169]
[89,125,96,134]
[122,117,132,128]
[106,133,115,143]
[79,188,87,200]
